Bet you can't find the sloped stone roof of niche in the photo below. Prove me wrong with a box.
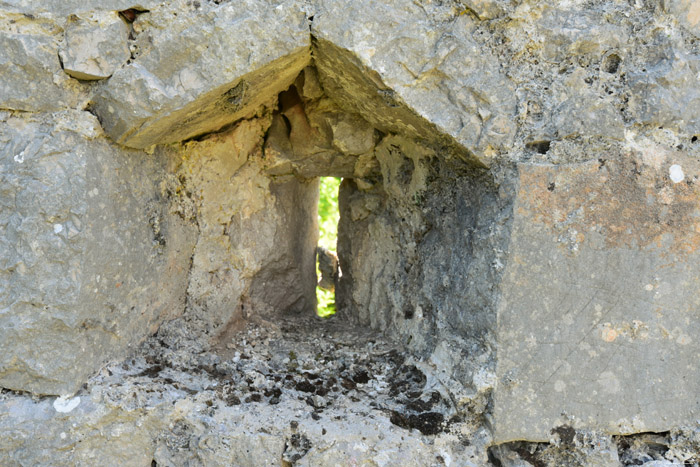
[91,0,517,167]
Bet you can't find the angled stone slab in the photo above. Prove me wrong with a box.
[312,0,517,166]
[0,111,196,395]
[493,146,700,442]
[92,0,310,148]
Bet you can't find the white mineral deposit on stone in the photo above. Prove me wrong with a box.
[53,224,63,234]
[13,151,24,163]
[669,164,685,183]
[53,396,80,413]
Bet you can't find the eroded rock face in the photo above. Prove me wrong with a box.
[0,111,196,395]
[156,118,319,345]
[0,1,161,15]
[336,134,511,398]
[0,24,82,112]
[0,317,493,466]
[664,0,700,37]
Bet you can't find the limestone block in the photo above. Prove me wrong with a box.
[92,0,310,148]
[493,146,700,442]
[551,68,625,140]
[59,11,130,80]
[627,52,700,134]
[0,111,196,395]
[247,175,319,316]
[312,0,517,166]
[0,30,76,111]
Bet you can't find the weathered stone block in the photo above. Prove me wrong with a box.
[493,148,700,442]
[92,0,310,148]
[312,0,517,166]
[59,11,131,81]
[627,52,700,135]
[0,111,196,395]
[0,30,76,111]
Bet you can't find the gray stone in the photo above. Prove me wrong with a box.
[534,6,627,64]
[336,134,509,410]
[0,29,78,112]
[159,119,318,345]
[551,68,625,140]
[627,51,700,135]
[493,146,700,442]
[92,0,310,148]
[0,316,489,466]
[312,0,517,166]
[4,0,700,459]
[0,111,196,395]
[329,112,376,156]
[59,11,131,81]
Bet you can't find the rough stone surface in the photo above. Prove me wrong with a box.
[459,0,512,20]
[4,0,700,463]
[316,246,338,292]
[494,145,700,442]
[664,0,700,37]
[312,0,517,166]
[157,117,319,347]
[0,318,491,467]
[336,134,510,417]
[262,70,378,178]
[0,111,196,395]
[0,19,82,112]
[92,0,311,148]
[0,1,161,15]
[59,11,131,81]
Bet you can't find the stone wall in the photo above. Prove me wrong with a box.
[2,0,700,464]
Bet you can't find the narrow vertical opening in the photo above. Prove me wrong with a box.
[316,177,341,317]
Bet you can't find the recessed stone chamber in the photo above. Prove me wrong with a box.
[157,66,502,368]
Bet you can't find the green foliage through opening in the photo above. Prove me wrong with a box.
[317,177,340,317]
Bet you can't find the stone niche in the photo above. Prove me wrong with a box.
[147,65,509,383]
[3,0,700,451]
